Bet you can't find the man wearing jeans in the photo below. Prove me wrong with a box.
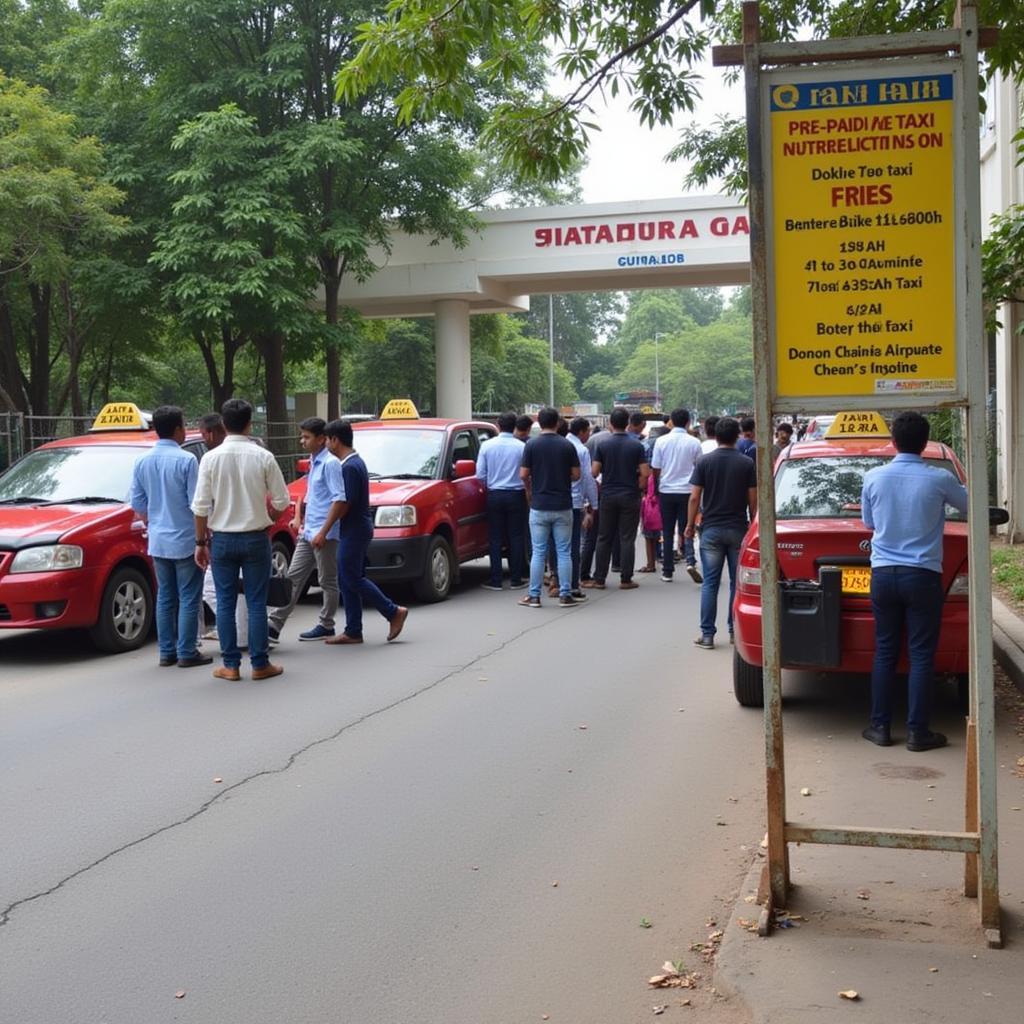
[192,398,291,681]
[860,411,968,752]
[268,417,342,642]
[129,405,211,669]
[477,411,528,591]
[651,407,703,584]
[685,417,756,649]
[518,406,580,608]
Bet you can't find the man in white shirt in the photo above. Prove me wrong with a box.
[192,398,291,681]
[652,407,704,583]
[700,415,720,456]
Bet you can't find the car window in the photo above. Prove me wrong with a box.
[0,445,146,504]
[183,441,206,461]
[776,456,965,521]
[476,427,495,446]
[451,430,477,467]
[351,428,444,479]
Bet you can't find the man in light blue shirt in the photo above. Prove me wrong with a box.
[567,417,598,598]
[129,406,210,668]
[269,418,343,642]
[477,411,529,591]
[860,411,968,752]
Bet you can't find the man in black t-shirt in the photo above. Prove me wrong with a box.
[519,407,581,608]
[685,417,757,648]
[584,406,650,590]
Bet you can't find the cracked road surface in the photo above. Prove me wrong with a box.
[1,562,761,1023]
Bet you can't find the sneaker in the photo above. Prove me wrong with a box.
[906,729,948,752]
[509,580,528,590]
[299,624,335,641]
[861,724,893,747]
[693,635,714,650]
[267,625,280,645]
[558,595,577,607]
[481,582,504,591]
[518,595,542,608]
[661,574,673,582]
[687,564,703,584]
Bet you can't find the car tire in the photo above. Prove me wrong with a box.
[733,648,765,707]
[271,537,292,579]
[414,534,454,603]
[89,565,154,653]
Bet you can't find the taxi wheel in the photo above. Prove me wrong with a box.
[271,539,292,578]
[733,649,765,707]
[414,535,454,603]
[89,566,154,653]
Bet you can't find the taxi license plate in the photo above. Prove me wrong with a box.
[841,566,871,595]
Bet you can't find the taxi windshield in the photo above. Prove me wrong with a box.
[0,445,146,504]
[776,456,965,521]
[352,428,444,479]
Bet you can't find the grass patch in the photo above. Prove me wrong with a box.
[992,541,1024,607]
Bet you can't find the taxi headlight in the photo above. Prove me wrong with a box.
[10,544,85,573]
[374,505,417,527]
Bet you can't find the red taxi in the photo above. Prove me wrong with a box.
[0,403,298,653]
[289,401,497,602]
[732,411,976,707]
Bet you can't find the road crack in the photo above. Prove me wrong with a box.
[0,615,564,929]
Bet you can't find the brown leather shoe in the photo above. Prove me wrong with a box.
[581,579,605,589]
[252,663,284,681]
[213,666,242,681]
[619,580,639,590]
[387,606,408,642]
[325,633,364,645]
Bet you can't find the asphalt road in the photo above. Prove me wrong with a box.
[3,562,1011,1024]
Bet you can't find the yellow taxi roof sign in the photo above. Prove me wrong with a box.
[380,399,419,420]
[824,411,890,438]
[90,402,149,432]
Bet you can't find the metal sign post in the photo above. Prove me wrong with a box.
[716,0,1002,946]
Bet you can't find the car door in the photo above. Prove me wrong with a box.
[448,427,487,560]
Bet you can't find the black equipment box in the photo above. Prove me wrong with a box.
[778,568,842,668]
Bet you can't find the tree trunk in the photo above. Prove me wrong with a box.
[27,282,52,416]
[255,329,289,458]
[321,253,342,420]
[0,294,29,414]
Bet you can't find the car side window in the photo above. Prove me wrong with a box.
[476,428,495,447]
[451,430,477,469]
[183,442,207,461]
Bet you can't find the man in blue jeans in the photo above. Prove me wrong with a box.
[129,405,211,669]
[518,406,580,608]
[860,411,968,751]
[192,398,291,681]
[685,417,757,649]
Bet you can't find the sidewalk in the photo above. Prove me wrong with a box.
[714,596,1024,1024]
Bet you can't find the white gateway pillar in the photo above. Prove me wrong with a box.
[434,299,472,419]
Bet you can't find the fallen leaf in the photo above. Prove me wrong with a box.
[856,890,871,900]
[653,1007,666,1015]
[680,998,691,1006]
[838,990,860,1001]
[471,866,479,871]
[640,918,653,929]
[175,991,186,999]
[213,777,223,784]
[929,967,939,973]
[541,1015,549,1021]
[760,834,769,849]
[800,787,812,796]
[578,724,588,730]
[551,881,559,887]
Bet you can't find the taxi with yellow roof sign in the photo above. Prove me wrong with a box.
[0,403,298,653]
[288,401,498,602]
[731,410,986,707]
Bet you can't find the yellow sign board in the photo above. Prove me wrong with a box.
[379,399,419,420]
[824,410,889,438]
[769,69,958,399]
[90,402,148,431]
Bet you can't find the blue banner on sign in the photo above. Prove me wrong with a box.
[770,74,954,112]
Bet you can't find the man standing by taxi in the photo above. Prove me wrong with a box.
[268,417,342,642]
[860,411,968,751]
[192,398,291,681]
[129,406,211,669]
[477,411,528,591]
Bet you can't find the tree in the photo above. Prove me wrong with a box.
[0,73,127,414]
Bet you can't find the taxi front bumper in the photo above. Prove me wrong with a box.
[365,534,434,583]
[0,565,105,630]
[733,593,970,675]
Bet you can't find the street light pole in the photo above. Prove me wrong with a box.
[549,294,555,407]
[654,332,666,410]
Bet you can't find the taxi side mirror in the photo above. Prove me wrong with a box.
[453,459,476,480]
[990,506,1009,526]
[296,457,311,475]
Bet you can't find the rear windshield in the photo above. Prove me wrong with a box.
[776,456,965,521]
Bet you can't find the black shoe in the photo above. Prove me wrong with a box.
[693,635,714,650]
[906,729,947,752]
[687,564,703,584]
[178,654,214,668]
[861,724,893,747]
[158,656,178,667]
[268,625,281,644]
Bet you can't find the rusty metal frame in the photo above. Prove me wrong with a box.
[718,0,1001,947]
